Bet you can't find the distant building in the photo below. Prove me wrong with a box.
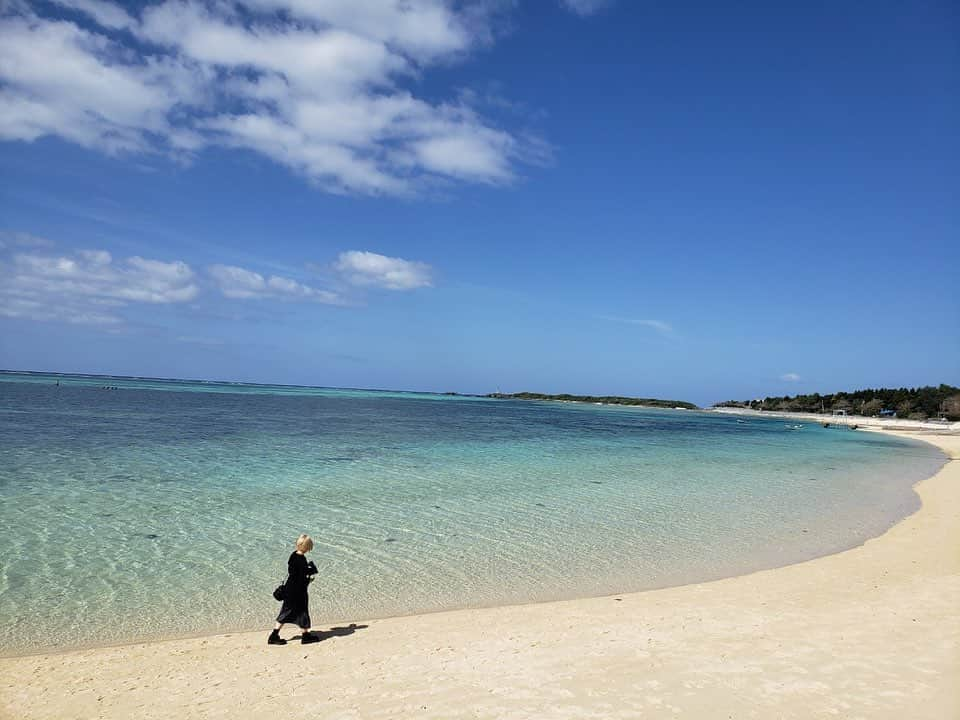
[879,409,896,417]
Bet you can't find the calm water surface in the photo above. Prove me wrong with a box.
[0,372,944,653]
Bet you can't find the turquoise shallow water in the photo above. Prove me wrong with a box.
[0,372,945,654]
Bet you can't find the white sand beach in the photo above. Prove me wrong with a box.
[1,429,957,720]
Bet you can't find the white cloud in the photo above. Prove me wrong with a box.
[0,247,198,325]
[334,251,432,290]
[237,0,471,61]
[597,315,674,336]
[411,129,513,182]
[0,14,204,153]
[209,264,343,303]
[49,0,136,30]
[0,1,543,194]
[139,3,404,93]
[0,237,433,327]
[780,373,801,382]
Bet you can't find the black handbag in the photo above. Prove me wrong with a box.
[272,583,286,601]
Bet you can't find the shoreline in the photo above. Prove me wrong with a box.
[0,428,942,661]
[710,405,960,431]
[1,428,957,718]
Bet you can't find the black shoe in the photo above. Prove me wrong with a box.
[301,633,319,644]
[268,631,287,645]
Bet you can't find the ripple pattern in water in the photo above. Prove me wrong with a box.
[0,373,945,653]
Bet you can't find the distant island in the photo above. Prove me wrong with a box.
[716,384,960,421]
[487,392,699,410]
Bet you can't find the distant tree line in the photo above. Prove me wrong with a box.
[488,392,699,410]
[716,384,960,420]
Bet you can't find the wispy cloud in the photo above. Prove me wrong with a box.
[0,231,56,250]
[596,315,675,336]
[560,0,612,16]
[0,1,558,195]
[334,251,433,290]
[780,372,801,382]
[208,264,344,304]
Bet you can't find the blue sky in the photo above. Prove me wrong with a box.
[0,0,957,405]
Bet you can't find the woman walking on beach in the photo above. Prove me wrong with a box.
[268,534,319,645]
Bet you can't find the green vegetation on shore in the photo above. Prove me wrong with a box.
[487,392,699,410]
[716,384,960,420]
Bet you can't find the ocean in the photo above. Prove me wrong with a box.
[0,371,944,654]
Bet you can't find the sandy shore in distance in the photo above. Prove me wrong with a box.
[1,429,957,720]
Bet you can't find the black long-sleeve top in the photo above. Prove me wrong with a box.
[285,552,317,594]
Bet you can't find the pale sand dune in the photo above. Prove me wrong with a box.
[2,430,957,720]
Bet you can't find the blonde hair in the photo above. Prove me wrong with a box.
[296,534,314,552]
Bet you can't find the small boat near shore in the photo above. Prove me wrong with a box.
[785,423,804,430]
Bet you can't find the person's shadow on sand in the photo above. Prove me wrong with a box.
[297,623,368,644]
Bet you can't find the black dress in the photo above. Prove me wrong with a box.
[276,552,316,629]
